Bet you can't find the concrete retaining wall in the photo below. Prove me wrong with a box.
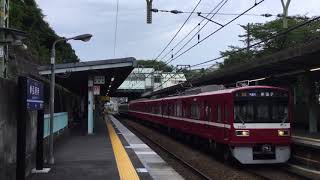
[0,78,38,180]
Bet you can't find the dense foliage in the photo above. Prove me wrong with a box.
[220,17,320,68]
[10,0,79,64]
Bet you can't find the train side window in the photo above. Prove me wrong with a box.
[163,104,167,115]
[168,103,172,116]
[185,102,191,118]
[205,103,212,122]
[191,102,200,120]
[217,104,221,122]
[176,102,182,117]
[225,103,229,122]
[182,101,187,117]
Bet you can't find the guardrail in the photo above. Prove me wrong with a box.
[43,112,68,138]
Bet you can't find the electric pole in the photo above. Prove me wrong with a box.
[280,0,291,28]
[146,0,153,24]
[0,0,9,78]
[246,23,250,53]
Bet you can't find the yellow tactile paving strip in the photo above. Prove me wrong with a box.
[106,118,140,180]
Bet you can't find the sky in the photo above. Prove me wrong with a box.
[35,0,320,68]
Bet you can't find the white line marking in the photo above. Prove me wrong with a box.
[129,110,231,129]
[135,151,157,155]
[129,144,149,148]
[136,168,148,173]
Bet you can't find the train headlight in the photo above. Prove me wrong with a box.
[278,130,289,136]
[235,130,250,137]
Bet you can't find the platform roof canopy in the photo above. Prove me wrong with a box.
[38,57,136,97]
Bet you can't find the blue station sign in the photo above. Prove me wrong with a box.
[26,78,44,110]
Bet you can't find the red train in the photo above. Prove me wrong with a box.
[128,86,291,164]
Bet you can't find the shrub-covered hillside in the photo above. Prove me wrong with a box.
[10,0,79,64]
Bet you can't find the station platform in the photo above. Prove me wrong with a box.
[29,114,182,180]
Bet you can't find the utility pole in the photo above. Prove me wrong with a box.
[146,0,153,24]
[280,0,291,28]
[246,23,250,53]
[0,0,9,78]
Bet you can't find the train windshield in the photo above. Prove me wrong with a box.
[234,101,288,123]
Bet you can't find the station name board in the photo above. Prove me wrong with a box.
[26,78,44,110]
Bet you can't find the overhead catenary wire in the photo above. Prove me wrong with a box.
[136,0,229,88]
[164,0,265,65]
[154,15,320,91]
[158,0,228,62]
[132,0,203,88]
[151,8,275,18]
[152,0,202,62]
[163,0,230,64]
[190,15,320,68]
[152,0,229,86]
[136,0,264,90]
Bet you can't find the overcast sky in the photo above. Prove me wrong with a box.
[35,0,320,68]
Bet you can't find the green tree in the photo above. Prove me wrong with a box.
[220,16,320,68]
[137,60,174,72]
[10,0,79,64]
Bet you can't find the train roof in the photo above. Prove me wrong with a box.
[130,86,288,103]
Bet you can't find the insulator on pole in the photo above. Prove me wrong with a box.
[197,23,200,43]
[171,48,174,59]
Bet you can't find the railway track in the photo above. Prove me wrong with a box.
[116,116,306,180]
[123,119,212,180]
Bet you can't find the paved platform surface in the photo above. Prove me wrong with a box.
[109,115,183,180]
[29,114,182,180]
[29,116,120,180]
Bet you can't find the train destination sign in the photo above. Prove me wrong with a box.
[26,78,44,110]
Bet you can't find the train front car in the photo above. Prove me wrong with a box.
[230,86,291,164]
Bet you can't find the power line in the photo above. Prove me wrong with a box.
[155,16,320,92]
[164,0,265,65]
[137,0,263,90]
[191,15,320,68]
[132,0,203,88]
[163,0,230,64]
[152,0,202,61]
[151,8,275,18]
[113,0,120,57]
[158,0,228,62]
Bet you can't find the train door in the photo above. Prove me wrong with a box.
[223,101,230,141]
[204,101,212,133]
[216,103,222,139]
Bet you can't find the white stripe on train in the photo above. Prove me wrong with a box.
[128,110,290,129]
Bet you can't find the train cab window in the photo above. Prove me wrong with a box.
[217,104,221,122]
[191,102,200,120]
